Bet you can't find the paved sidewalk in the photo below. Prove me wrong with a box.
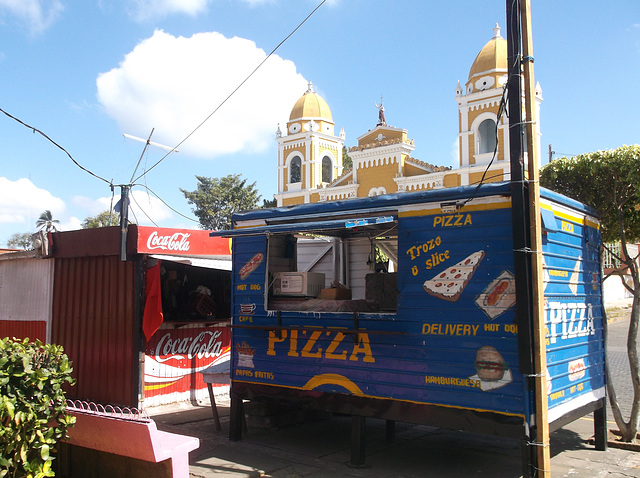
[152,399,640,478]
[152,301,640,477]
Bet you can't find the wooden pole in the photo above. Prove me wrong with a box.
[521,1,551,476]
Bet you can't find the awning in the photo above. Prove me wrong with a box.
[150,254,232,271]
[209,215,397,239]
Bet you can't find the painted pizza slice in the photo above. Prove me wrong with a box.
[423,250,485,302]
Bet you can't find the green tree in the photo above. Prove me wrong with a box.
[82,210,120,228]
[6,232,33,250]
[0,338,76,477]
[35,210,59,233]
[342,146,352,170]
[181,174,261,230]
[262,198,277,209]
[540,144,640,442]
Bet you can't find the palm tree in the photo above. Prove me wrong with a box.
[36,210,60,232]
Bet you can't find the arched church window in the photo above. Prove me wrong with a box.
[322,156,333,183]
[289,156,301,183]
[478,118,497,154]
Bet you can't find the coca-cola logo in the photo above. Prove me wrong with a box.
[153,330,223,361]
[146,231,191,252]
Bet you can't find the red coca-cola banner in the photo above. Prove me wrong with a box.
[144,325,231,406]
[136,226,232,257]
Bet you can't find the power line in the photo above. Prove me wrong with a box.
[133,183,199,224]
[0,107,111,185]
[133,0,328,183]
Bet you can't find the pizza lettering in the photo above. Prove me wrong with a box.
[423,250,484,301]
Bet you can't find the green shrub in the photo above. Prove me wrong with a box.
[0,338,76,478]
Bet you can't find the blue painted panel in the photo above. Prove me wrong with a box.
[541,206,606,419]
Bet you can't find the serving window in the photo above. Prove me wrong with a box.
[264,216,398,314]
[157,259,231,322]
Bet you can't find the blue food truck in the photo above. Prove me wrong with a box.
[213,181,606,474]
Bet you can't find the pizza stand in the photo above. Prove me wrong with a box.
[210,180,606,476]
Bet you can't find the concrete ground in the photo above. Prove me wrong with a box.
[151,299,640,477]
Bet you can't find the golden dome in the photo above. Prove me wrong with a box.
[289,82,333,122]
[467,24,507,88]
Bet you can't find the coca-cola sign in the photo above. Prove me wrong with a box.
[144,326,231,406]
[146,231,191,252]
[154,330,223,361]
[136,226,232,257]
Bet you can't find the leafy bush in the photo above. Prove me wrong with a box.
[0,338,76,478]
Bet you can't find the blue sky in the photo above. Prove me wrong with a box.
[1,0,639,246]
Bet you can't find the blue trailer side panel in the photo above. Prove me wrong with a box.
[540,198,606,422]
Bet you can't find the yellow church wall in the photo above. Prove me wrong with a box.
[469,169,504,185]
[468,140,476,165]
[358,128,406,146]
[356,161,399,197]
[443,173,461,188]
[404,162,431,177]
[283,196,305,207]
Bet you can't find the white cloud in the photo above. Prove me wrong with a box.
[72,189,174,226]
[0,0,63,34]
[128,0,208,21]
[0,177,65,230]
[97,30,307,159]
[128,189,174,224]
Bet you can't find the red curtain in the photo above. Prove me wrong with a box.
[142,262,163,341]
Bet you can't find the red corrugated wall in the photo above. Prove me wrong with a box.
[0,320,47,342]
[51,254,140,407]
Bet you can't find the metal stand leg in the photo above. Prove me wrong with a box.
[385,419,395,443]
[229,393,244,441]
[206,383,222,431]
[522,430,536,478]
[593,398,608,451]
[349,415,366,468]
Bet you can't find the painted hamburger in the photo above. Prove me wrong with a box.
[474,345,509,382]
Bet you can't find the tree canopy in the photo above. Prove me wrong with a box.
[540,144,640,442]
[181,174,261,230]
[540,145,640,244]
[82,210,120,229]
[35,210,59,233]
[342,146,352,170]
[6,232,32,250]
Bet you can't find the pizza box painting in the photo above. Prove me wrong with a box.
[213,181,605,463]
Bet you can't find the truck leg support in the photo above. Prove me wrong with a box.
[386,419,395,444]
[349,415,366,468]
[593,398,608,451]
[229,394,244,441]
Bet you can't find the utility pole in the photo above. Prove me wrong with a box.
[506,0,550,476]
[119,185,130,261]
[521,0,551,475]
[118,129,177,261]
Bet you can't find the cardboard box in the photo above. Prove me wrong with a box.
[319,288,352,300]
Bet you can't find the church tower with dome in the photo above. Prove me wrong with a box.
[274,25,542,207]
[455,23,543,184]
[275,82,345,206]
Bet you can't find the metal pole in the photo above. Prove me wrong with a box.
[506,1,537,476]
[119,185,130,261]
